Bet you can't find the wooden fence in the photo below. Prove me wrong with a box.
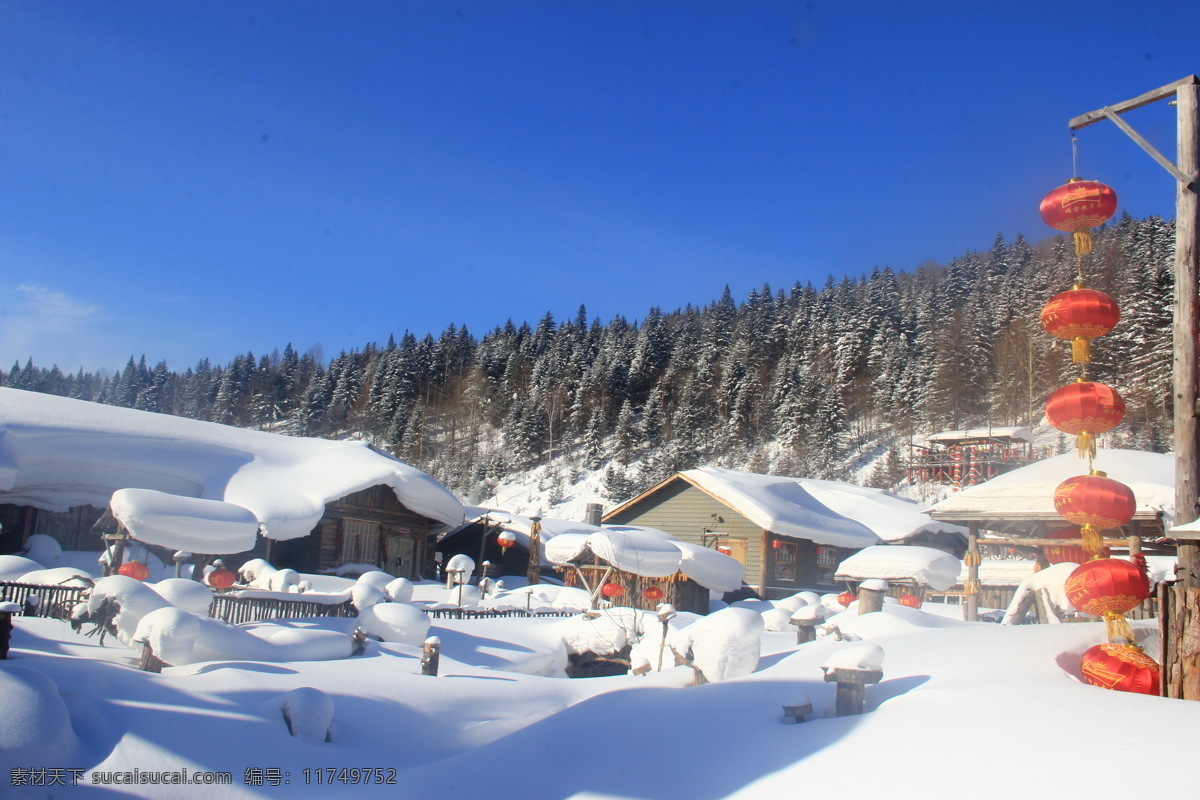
[0,581,89,621]
[1,580,583,626]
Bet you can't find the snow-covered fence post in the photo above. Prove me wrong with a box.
[421,636,441,676]
[790,604,825,644]
[857,580,887,615]
[22,595,41,617]
[782,692,814,724]
[656,603,676,672]
[0,601,16,659]
[138,640,164,673]
[822,645,885,717]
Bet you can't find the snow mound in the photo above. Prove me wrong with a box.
[21,533,63,564]
[148,578,214,615]
[110,488,260,554]
[822,643,885,672]
[133,607,201,665]
[18,566,92,587]
[0,555,45,581]
[0,665,79,765]
[836,545,962,591]
[669,606,764,682]
[356,602,431,646]
[384,577,415,603]
[278,687,334,742]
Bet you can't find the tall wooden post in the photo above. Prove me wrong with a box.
[526,515,542,586]
[964,525,981,622]
[1175,81,1200,588]
[1069,75,1200,699]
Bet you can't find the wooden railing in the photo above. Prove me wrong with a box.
[0,581,89,621]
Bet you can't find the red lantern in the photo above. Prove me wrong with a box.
[207,568,236,590]
[1064,558,1150,617]
[898,593,922,609]
[496,531,517,552]
[716,545,733,556]
[642,585,665,601]
[1046,381,1126,458]
[1041,287,1121,364]
[1054,471,1136,549]
[600,582,624,598]
[1043,527,1110,565]
[772,539,784,550]
[1039,179,1117,255]
[837,590,856,608]
[117,560,149,581]
[1080,643,1160,695]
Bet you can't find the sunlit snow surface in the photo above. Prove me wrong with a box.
[4,574,1197,800]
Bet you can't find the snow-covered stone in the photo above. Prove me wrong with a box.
[355,602,431,646]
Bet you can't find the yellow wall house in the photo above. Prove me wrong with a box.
[603,467,965,600]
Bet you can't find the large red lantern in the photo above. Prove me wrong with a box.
[836,590,856,608]
[1043,527,1109,565]
[1039,179,1117,255]
[1040,287,1121,364]
[898,593,922,609]
[600,582,624,599]
[1064,558,1150,617]
[207,568,236,590]
[1080,643,1160,695]
[117,560,150,581]
[642,586,665,602]
[1054,472,1136,555]
[1046,381,1125,458]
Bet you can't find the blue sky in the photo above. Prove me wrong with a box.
[1,1,1196,373]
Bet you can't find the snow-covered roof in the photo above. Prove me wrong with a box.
[0,388,465,551]
[925,426,1034,444]
[834,545,962,591]
[927,449,1174,527]
[542,523,745,593]
[674,467,963,547]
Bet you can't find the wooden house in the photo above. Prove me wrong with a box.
[0,388,465,578]
[602,467,960,600]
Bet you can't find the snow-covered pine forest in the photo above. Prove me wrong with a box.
[3,215,1175,507]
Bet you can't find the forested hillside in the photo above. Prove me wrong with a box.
[4,214,1175,506]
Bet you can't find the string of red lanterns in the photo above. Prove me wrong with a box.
[1038,175,1158,694]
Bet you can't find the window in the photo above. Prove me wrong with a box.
[816,545,838,585]
[773,541,799,582]
[340,519,381,565]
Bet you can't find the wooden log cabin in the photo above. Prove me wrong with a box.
[907,426,1039,488]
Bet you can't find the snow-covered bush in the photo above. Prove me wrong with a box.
[668,606,764,683]
[148,578,213,615]
[275,687,334,742]
[133,607,201,665]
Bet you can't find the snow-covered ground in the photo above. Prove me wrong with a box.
[4,571,1197,800]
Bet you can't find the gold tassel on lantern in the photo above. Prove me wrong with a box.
[1080,524,1105,558]
[1073,230,1094,255]
[1071,336,1090,364]
[1077,431,1096,460]
[1103,611,1136,646]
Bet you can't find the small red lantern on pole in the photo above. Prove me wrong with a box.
[496,531,516,555]
[600,582,624,599]
[1039,178,1118,255]
[642,586,665,602]
[1081,643,1160,695]
[207,568,236,590]
[1045,380,1126,458]
[117,560,150,581]
[1040,287,1121,364]
[836,590,856,608]
[898,593,922,609]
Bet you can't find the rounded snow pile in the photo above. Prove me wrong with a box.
[0,665,79,764]
[356,602,431,646]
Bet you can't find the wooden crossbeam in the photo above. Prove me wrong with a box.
[1068,75,1199,130]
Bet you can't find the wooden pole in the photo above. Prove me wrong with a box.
[965,525,980,622]
[1175,81,1200,590]
[1070,76,1200,699]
